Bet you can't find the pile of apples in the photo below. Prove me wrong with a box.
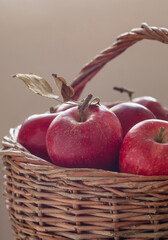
[14,74,168,176]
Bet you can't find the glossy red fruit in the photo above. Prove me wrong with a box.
[46,104,123,170]
[102,101,123,109]
[17,112,59,161]
[110,102,156,137]
[164,106,168,120]
[133,96,167,120]
[55,101,74,112]
[119,119,168,176]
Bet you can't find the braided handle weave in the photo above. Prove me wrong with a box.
[71,23,168,100]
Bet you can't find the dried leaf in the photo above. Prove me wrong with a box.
[52,74,74,102]
[13,73,59,100]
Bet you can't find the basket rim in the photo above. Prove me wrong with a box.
[1,125,168,181]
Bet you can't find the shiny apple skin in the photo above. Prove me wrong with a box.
[102,101,123,109]
[46,104,123,170]
[56,102,74,112]
[164,106,168,120]
[133,96,167,120]
[119,119,168,176]
[17,112,59,161]
[110,102,156,137]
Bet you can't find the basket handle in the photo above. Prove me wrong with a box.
[71,23,168,100]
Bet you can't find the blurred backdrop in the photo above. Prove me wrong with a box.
[1,0,168,239]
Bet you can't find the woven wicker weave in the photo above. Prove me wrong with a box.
[1,23,168,240]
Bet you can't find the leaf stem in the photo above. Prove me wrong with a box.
[113,86,134,101]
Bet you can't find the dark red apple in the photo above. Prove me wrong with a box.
[119,119,168,176]
[55,101,75,112]
[101,101,123,109]
[164,106,168,120]
[46,104,123,170]
[133,96,167,120]
[110,102,156,137]
[17,112,60,161]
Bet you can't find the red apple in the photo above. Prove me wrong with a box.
[101,101,123,109]
[17,112,60,161]
[46,104,123,170]
[110,102,156,137]
[55,101,75,112]
[133,96,167,120]
[164,106,168,120]
[119,119,168,176]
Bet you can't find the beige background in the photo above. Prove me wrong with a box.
[1,0,168,239]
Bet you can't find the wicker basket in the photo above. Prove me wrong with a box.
[1,23,168,240]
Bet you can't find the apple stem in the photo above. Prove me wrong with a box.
[155,126,166,143]
[113,86,134,101]
[78,94,93,122]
